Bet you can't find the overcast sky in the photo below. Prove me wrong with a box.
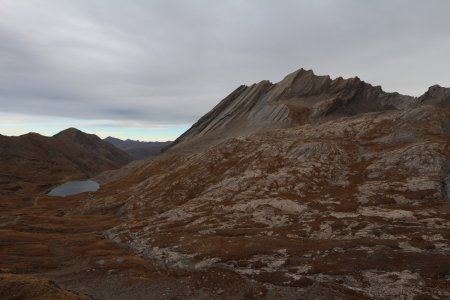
[1,0,449,140]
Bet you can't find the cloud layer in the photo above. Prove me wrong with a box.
[1,0,450,132]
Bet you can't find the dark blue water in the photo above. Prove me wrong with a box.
[47,180,99,197]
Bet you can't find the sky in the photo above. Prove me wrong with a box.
[1,0,450,141]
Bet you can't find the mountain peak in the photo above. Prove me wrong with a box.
[104,136,122,142]
[20,132,45,138]
[167,68,415,151]
[55,127,83,137]
[418,84,450,107]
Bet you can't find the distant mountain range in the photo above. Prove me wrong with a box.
[104,136,172,160]
[0,127,132,195]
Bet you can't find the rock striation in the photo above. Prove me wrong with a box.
[168,69,425,151]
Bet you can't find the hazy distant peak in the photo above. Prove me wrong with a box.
[104,136,172,160]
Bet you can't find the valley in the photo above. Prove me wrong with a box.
[104,137,172,160]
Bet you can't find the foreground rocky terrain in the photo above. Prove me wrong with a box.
[1,69,449,299]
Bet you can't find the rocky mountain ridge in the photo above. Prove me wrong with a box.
[169,69,449,151]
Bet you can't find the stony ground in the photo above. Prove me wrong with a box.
[73,104,449,299]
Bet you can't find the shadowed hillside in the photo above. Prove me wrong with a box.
[0,128,132,196]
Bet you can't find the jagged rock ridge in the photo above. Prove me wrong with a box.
[169,68,449,151]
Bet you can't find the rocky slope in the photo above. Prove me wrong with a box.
[2,69,449,299]
[0,128,133,195]
[78,69,450,299]
[104,136,171,160]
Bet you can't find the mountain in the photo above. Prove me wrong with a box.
[167,69,419,151]
[0,127,133,195]
[2,69,450,299]
[104,136,171,160]
[168,69,450,153]
[77,69,450,298]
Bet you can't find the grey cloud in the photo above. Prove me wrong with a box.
[0,0,450,126]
